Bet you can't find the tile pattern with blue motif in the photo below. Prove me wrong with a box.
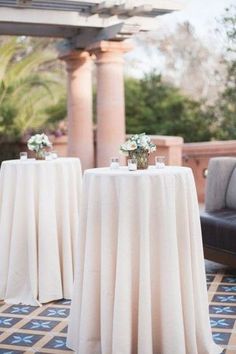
[217,285,236,293]
[0,261,236,353]
[222,276,236,283]
[209,305,236,315]
[43,336,72,351]
[207,275,215,283]
[21,319,60,332]
[2,333,43,347]
[2,305,37,315]
[38,307,70,318]
[61,325,68,333]
[212,294,236,303]
[212,332,231,345]
[210,317,235,329]
[0,299,71,353]
[0,317,22,328]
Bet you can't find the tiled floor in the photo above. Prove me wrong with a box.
[207,260,236,354]
[0,299,71,353]
[0,260,235,353]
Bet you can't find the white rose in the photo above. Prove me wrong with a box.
[126,141,137,151]
[28,143,34,151]
[35,134,43,144]
[151,145,156,152]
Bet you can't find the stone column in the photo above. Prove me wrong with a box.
[88,41,132,167]
[59,50,94,170]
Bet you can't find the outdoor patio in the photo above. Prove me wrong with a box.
[0,261,235,353]
[0,1,235,354]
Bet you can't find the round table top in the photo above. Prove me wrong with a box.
[84,165,191,177]
[1,157,79,166]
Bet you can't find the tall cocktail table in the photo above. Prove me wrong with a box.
[67,166,221,354]
[0,157,82,306]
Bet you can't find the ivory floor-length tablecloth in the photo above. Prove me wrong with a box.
[0,158,82,306]
[67,166,221,354]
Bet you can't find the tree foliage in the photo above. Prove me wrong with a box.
[212,6,236,140]
[125,7,236,143]
[125,73,215,142]
[0,37,66,141]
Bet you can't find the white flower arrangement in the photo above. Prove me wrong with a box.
[120,133,156,156]
[27,133,52,152]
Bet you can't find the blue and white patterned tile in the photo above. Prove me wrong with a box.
[217,285,236,293]
[55,299,71,306]
[43,336,72,351]
[38,307,69,318]
[2,305,37,315]
[224,269,236,275]
[210,317,235,329]
[222,276,236,284]
[21,319,59,332]
[0,316,22,328]
[212,332,231,345]
[212,294,236,303]
[61,325,68,333]
[2,332,43,347]
[207,275,215,283]
[209,305,236,314]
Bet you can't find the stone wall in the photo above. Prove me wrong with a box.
[3,134,236,204]
[26,134,184,167]
[50,136,236,203]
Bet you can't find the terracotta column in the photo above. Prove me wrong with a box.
[89,41,132,167]
[59,50,94,170]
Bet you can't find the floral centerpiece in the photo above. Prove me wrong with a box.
[120,133,156,169]
[27,133,52,160]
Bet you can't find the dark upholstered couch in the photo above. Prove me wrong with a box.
[200,157,236,267]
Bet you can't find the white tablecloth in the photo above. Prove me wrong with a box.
[67,166,221,354]
[0,158,82,306]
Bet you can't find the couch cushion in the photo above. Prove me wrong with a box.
[201,209,236,253]
[226,167,236,209]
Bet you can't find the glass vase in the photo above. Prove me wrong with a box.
[128,150,149,169]
[35,149,46,160]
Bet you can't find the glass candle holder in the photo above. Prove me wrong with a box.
[110,157,120,169]
[128,158,137,171]
[45,152,53,161]
[51,150,58,159]
[155,156,166,169]
[19,152,28,160]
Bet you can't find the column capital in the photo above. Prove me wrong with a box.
[87,40,133,64]
[88,40,133,54]
[59,49,92,72]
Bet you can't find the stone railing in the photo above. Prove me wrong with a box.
[148,135,183,166]
[51,136,236,203]
[1,134,183,165]
[3,134,236,204]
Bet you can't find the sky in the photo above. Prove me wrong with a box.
[125,0,235,76]
[173,0,234,40]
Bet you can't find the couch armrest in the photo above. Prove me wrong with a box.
[205,157,236,212]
